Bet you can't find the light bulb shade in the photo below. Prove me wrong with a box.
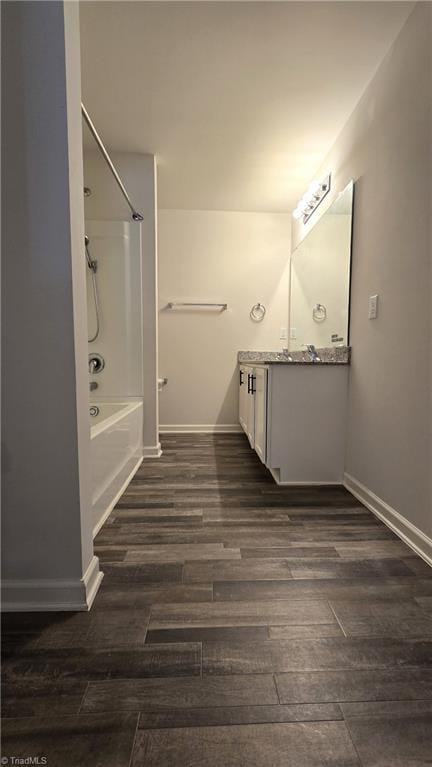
[308,180,321,195]
[292,208,303,219]
[298,200,310,213]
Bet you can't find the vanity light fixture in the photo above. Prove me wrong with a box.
[293,173,331,223]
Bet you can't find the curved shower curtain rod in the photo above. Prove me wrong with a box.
[81,103,144,222]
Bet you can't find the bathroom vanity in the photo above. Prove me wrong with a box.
[238,348,350,484]
[239,181,355,484]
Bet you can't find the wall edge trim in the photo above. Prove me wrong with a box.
[344,473,432,567]
[83,555,104,610]
[143,443,163,458]
[1,555,104,612]
[269,468,343,486]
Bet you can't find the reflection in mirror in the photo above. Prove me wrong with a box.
[289,180,354,351]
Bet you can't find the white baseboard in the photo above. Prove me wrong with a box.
[270,468,343,486]
[159,424,243,434]
[82,555,104,609]
[1,555,104,612]
[92,455,144,537]
[143,442,163,458]
[344,473,432,567]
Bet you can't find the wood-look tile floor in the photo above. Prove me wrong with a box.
[2,434,432,766]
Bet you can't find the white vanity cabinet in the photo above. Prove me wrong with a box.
[238,362,348,484]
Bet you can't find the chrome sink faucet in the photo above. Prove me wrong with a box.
[306,344,321,363]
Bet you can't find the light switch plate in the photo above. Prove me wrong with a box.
[280,327,287,340]
[368,294,379,319]
[290,327,297,339]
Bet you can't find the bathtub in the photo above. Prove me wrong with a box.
[90,400,143,535]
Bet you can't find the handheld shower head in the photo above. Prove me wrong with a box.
[86,234,100,343]
[84,235,96,272]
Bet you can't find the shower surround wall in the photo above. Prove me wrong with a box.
[84,151,159,457]
[86,220,144,533]
[87,220,143,397]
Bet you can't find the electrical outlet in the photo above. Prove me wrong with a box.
[368,294,379,320]
[280,327,287,340]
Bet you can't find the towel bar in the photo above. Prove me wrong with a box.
[166,302,227,310]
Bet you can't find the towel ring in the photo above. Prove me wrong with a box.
[312,303,327,322]
[250,302,266,322]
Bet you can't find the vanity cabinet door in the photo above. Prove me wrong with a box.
[238,367,248,433]
[253,367,267,463]
[245,371,255,448]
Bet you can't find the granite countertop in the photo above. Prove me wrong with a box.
[238,347,351,365]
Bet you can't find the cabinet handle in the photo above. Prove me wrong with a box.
[239,370,244,386]
[250,374,256,395]
[247,373,252,394]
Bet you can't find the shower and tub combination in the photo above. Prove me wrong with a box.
[83,104,145,535]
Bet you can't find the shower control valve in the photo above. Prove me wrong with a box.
[88,353,105,374]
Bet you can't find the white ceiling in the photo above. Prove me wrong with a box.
[80,1,413,212]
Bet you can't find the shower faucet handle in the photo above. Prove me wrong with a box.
[88,353,105,374]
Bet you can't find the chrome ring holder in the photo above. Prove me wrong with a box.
[312,303,327,322]
[250,302,266,322]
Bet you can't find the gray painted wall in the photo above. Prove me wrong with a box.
[293,3,432,538]
[2,1,100,607]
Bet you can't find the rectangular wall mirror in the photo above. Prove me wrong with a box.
[289,180,354,351]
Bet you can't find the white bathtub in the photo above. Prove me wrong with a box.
[90,400,143,535]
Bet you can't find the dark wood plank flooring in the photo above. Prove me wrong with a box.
[2,433,432,766]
